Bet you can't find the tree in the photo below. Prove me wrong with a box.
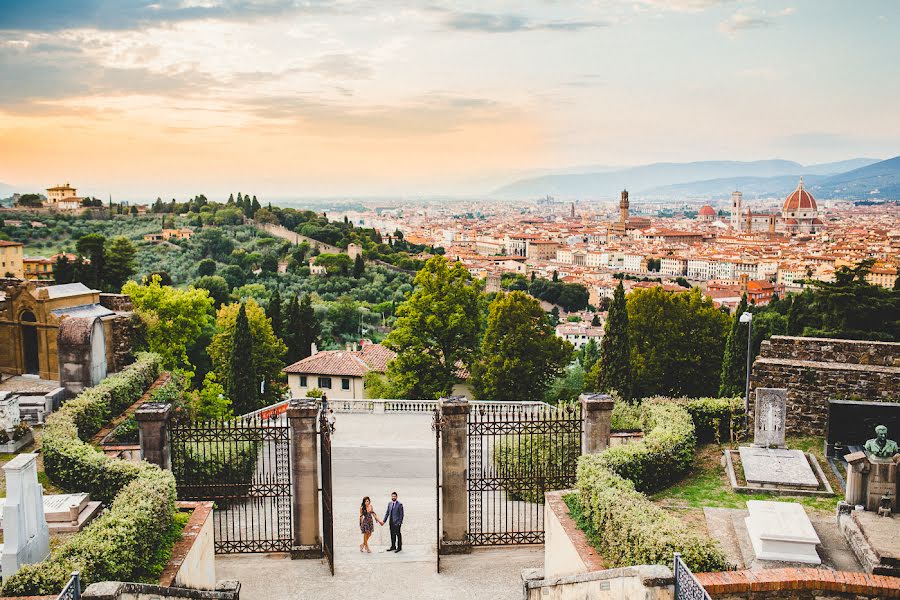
[589,281,632,400]
[382,256,482,399]
[591,313,601,326]
[197,258,217,277]
[282,294,321,364]
[53,255,75,284]
[314,253,352,276]
[719,295,748,397]
[580,337,600,374]
[627,286,729,399]
[190,372,233,421]
[548,306,560,326]
[353,254,365,278]
[104,236,137,292]
[544,362,585,405]
[209,299,287,412]
[75,233,106,289]
[123,275,214,371]
[267,288,283,338]
[472,292,573,401]
[144,271,172,286]
[16,193,43,207]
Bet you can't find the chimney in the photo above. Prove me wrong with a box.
[310,343,318,356]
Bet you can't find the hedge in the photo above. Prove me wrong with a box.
[2,352,177,596]
[592,402,696,493]
[172,438,260,489]
[646,396,745,444]
[573,463,730,572]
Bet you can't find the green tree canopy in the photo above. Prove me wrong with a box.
[209,299,287,411]
[589,281,631,400]
[104,236,137,292]
[123,275,214,371]
[627,286,730,399]
[719,295,748,397]
[382,256,482,399]
[472,291,573,401]
[314,253,352,276]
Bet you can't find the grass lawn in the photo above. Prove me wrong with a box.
[652,437,842,515]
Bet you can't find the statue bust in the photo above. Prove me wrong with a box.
[864,425,900,459]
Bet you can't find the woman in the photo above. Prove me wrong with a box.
[359,496,383,553]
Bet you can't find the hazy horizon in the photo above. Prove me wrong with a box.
[2,0,899,199]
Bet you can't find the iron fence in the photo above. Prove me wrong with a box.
[466,403,582,546]
[673,553,712,600]
[320,408,335,575]
[170,416,293,554]
[57,572,80,600]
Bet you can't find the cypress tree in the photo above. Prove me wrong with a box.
[719,294,749,397]
[267,288,282,339]
[352,254,365,278]
[296,294,320,361]
[283,295,300,364]
[592,280,632,400]
[227,303,258,414]
[251,195,261,217]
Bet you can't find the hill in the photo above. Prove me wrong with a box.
[492,157,887,200]
[811,155,900,199]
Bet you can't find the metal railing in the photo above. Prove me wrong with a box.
[673,553,711,600]
[57,571,81,600]
[240,398,557,419]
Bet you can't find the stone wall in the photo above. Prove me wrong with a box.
[695,568,900,600]
[99,294,134,312]
[105,313,140,373]
[750,336,900,437]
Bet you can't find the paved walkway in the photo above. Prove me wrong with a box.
[216,413,542,599]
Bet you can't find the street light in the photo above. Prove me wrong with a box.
[739,311,753,421]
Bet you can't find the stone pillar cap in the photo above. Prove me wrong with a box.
[286,398,319,418]
[134,402,172,421]
[3,452,38,472]
[439,395,470,414]
[580,393,615,409]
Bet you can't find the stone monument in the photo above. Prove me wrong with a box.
[1,453,50,578]
[864,425,899,458]
[744,500,821,564]
[753,388,786,448]
[0,393,33,453]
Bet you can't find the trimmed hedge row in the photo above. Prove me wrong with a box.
[574,463,729,572]
[1,352,177,596]
[492,432,581,504]
[646,396,745,444]
[64,352,162,441]
[592,402,696,493]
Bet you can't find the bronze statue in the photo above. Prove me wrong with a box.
[864,425,899,458]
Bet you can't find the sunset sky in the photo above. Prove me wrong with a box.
[1,0,898,200]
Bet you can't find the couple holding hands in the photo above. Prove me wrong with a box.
[359,491,403,554]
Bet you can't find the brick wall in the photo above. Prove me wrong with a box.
[750,336,900,437]
[696,568,900,599]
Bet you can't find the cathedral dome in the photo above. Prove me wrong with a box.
[699,205,716,217]
[782,178,817,212]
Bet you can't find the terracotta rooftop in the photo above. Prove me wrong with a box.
[283,343,397,377]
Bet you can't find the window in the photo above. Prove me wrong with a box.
[299,376,307,387]
[341,378,350,390]
[318,377,332,389]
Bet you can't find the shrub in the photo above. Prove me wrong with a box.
[62,352,161,441]
[172,437,259,489]
[646,396,745,444]
[492,431,581,503]
[610,395,642,431]
[3,351,178,596]
[592,402,696,493]
[572,465,729,572]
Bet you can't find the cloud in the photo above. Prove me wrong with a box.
[308,53,373,80]
[0,0,339,31]
[442,12,609,33]
[631,0,731,14]
[717,7,795,35]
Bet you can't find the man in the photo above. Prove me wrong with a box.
[864,424,899,459]
[383,491,404,553]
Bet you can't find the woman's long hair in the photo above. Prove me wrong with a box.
[360,496,370,515]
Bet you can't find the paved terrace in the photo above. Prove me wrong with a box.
[217,412,541,599]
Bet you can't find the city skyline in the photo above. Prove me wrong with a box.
[1,0,899,199]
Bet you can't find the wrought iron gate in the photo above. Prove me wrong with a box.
[432,408,443,573]
[674,553,712,600]
[466,404,582,546]
[320,409,335,575]
[170,416,293,554]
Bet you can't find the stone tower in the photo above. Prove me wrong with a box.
[731,191,743,232]
[619,190,629,228]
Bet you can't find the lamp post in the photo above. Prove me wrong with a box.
[739,311,753,420]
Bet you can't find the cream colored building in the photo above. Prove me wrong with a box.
[1,241,25,278]
[45,183,83,210]
[283,343,395,400]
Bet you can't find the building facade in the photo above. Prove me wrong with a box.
[0,241,24,278]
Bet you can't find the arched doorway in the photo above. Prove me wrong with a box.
[20,311,39,375]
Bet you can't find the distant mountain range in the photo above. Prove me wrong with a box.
[492,157,900,201]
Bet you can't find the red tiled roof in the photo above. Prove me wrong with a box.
[0,240,24,247]
[283,344,397,377]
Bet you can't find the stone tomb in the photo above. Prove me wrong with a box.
[0,493,103,534]
[738,446,819,489]
[0,453,50,578]
[753,388,787,448]
[745,500,821,564]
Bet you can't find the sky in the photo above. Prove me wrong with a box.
[0,0,898,200]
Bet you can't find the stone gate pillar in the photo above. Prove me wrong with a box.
[287,399,321,558]
[136,402,172,470]
[439,396,471,554]
[580,393,615,454]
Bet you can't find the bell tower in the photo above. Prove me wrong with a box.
[731,191,743,232]
[619,190,629,228]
